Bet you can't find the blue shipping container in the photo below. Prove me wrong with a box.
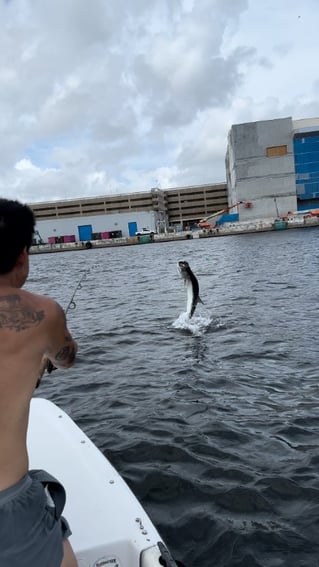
[128,221,137,237]
[78,225,93,241]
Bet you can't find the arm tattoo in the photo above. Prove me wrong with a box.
[0,294,44,332]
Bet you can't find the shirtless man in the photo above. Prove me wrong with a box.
[0,198,78,567]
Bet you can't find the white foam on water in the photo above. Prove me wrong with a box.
[172,311,213,336]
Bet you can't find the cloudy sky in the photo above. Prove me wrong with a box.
[1,0,318,203]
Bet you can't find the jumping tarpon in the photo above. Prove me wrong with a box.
[178,260,203,319]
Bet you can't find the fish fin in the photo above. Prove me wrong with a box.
[198,296,204,305]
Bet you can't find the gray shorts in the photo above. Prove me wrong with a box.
[0,469,72,567]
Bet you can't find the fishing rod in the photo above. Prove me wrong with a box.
[46,269,88,374]
[63,269,88,316]
[43,269,89,377]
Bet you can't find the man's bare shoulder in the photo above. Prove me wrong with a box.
[0,288,61,333]
[20,289,61,311]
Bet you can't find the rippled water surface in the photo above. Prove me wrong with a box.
[30,228,319,567]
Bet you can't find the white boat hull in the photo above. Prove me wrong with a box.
[27,398,178,567]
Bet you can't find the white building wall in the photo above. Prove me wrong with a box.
[236,155,293,179]
[226,117,298,221]
[225,131,237,207]
[293,118,319,132]
[236,180,295,218]
[35,211,157,242]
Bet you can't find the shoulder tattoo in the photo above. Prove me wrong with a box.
[0,294,45,332]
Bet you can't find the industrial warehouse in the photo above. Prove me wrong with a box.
[30,116,319,245]
[31,183,228,244]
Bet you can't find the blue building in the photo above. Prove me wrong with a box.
[293,119,319,210]
[225,117,319,222]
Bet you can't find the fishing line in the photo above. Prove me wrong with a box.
[36,268,90,384]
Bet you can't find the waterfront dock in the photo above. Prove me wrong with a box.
[29,215,319,255]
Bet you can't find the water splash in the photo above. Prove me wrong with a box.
[172,311,212,335]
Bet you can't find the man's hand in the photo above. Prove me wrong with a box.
[39,355,57,379]
[46,359,57,374]
[36,356,58,389]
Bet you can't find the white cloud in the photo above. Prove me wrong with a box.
[0,0,318,203]
[15,158,38,171]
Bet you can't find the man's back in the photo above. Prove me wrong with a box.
[0,197,79,566]
[0,286,77,490]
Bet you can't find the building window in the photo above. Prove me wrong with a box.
[266,145,288,157]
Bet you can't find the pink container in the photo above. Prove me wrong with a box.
[101,231,111,239]
[48,237,57,244]
[63,235,76,243]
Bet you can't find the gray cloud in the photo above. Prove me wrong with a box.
[0,0,318,202]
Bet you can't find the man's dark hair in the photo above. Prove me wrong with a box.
[0,198,35,274]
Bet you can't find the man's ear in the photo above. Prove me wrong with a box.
[16,247,28,267]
